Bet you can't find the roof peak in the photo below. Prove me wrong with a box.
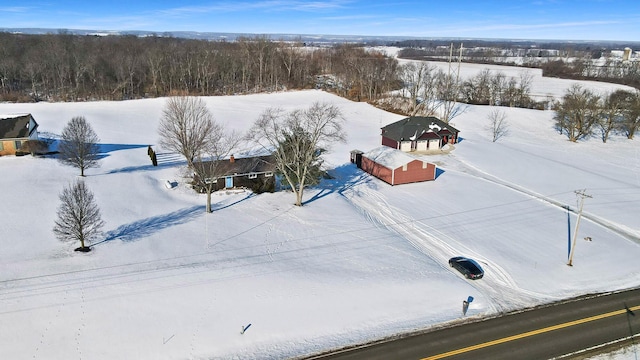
[0,113,32,120]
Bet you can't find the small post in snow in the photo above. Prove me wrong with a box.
[241,323,252,334]
[462,296,474,316]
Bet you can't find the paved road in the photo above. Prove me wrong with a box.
[302,287,640,360]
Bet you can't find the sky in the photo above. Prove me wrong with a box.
[1,0,640,41]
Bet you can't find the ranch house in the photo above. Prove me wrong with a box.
[381,116,459,153]
[0,114,39,156]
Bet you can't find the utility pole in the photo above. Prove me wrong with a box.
[456,43,463,86]
[567,189,592,266]
[443,43,462,123]
[444,43,453,123]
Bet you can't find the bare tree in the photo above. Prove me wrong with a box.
[417,64,440,116]
[399,62,439,116]
[461,68,492,105]
[191,124,241,213]
[158,96,215,168]
[434,71,465,123]
[251,102,345,206]
[619,90,640,140]
[490,71,507,106]
[58,116,100,176]
[486,108,510,142]
[517,70,534,106]
[53,180,105,252]
[598,90,626,143]
[554,85,600,142]
[399,62,422,114]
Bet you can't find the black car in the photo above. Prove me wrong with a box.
[449,257,484,280]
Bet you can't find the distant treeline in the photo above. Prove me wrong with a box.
[0,32,399,102]
[399,46,640,90]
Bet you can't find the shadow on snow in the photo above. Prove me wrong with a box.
[302,162,446,205]
[99,143,149,154]
[210,193,255,212]
[302,163,373,205]
[106,152,187,174]
[41,140,148,158]
[95,194,254,245]
[96,144,158,163]
[95,205,203,245]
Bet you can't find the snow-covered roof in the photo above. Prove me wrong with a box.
[0,113,31,120]
[0,113,37,140]
[363,146,423,169]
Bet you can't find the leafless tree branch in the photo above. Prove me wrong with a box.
[57,116,100,176]
[53,180,105,250]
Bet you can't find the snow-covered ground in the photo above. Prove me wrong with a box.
[1,86,639,359]
[374,45,637,103]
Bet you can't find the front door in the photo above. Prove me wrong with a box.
[225,176,233,189]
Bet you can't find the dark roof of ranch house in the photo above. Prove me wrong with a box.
[0,114,38,140]
[381,116,459,142]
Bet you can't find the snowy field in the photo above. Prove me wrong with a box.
[375,46,638,102]
[1,84,639,359]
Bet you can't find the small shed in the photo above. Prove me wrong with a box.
[357,146,437,186]
[350,149,364,168]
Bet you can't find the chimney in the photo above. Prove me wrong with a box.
[229,154,235,163]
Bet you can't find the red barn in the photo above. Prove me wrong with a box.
[358,146,437,185]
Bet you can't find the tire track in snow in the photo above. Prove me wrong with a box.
[342,180,553,312]
[446,153,640,243]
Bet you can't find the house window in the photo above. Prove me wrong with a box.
[402,164,408,171]
[14,141,22,150]
[265,172,273,177]
[0,142,4,151]
[248,173,258,179]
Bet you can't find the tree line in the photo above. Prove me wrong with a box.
[0,32,398,102]
[393,62,537,123]
[400,45,640,91]
[554,85,640,142]
[541,58,640,90]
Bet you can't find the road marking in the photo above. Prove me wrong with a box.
[422,304,640,359]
